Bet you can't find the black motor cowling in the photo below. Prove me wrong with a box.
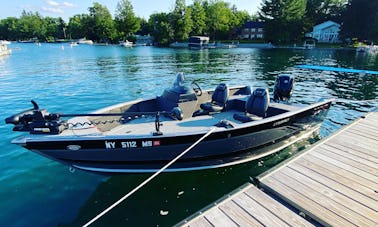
[5,100,65,134]
[273,74,294,102]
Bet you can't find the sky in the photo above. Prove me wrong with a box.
[0,0,262,22]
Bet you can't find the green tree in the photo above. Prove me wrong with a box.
[149,13,174,46]
[87,2,116,42]
[17,11,45,40]
[67,14,89,39]
[171,0,193,41]
[259,0,306,44]
[44,17,66,41]
[205,0,234,39]
[115,0,140,39]
[0,17,19,40]
[189,0,206,35]
[138,18,153,35]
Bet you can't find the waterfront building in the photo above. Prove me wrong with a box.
[238,21,265,40]
[307,20,341,43]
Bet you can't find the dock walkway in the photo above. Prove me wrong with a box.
[180,112,378,226]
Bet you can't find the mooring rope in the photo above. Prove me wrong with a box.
[83,127,216,227]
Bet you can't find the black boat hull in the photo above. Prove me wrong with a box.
[20,101,331,173]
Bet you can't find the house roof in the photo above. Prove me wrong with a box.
[314,20,340,31]
[242,21,264,29]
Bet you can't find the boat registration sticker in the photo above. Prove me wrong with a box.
[104,140,161,149]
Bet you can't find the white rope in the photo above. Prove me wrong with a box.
[83,127,216,227]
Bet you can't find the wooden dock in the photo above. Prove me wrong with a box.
[179,112,378,226]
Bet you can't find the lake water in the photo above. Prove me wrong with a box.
[0,43,377,226]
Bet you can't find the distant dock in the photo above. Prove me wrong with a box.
[179,112,378,226]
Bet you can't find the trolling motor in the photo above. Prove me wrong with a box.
[273,74,295,102]
[5,100,65,134]
[5,100,184,135]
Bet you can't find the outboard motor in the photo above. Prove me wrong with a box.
[273,74,294,102]
[5,100,65,134]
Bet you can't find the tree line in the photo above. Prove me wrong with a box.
[0,0,377,45]
[260,0,378,44]
[0,0,252,45]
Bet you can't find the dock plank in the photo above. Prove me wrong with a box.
[325,143,378,164]
[180,184,313,227]
[310,150,378,183]
[294,156,378,201]
[316,146,378,175]
[338,131,378,146]
[279,166,378,224]
[348,124,377,138]
[244,186,314,227]
[185,217,212,227]
[331,137,378,158]
[202,207,238,227]
[232,192,289,226]
[302,154,378,190]
[321,144,378,169]
[218,200,263,226]
[261,176,353,226]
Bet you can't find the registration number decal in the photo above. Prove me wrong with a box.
[105,140,160,149]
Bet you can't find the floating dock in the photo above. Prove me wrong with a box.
[179,112,378,226]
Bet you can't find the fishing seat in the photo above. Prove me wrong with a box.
[200,83,229,112]
[233,88,270,122]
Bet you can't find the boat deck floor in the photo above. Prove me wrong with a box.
[105,110,243,136]
[58,110,243,137]
[58,102,301,138]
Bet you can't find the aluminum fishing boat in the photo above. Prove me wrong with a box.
[5,74,332,173]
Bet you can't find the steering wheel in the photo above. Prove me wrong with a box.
[191,81,203,96]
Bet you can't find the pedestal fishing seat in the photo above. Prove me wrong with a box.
[233,88,269,123]
[200,83,229,112]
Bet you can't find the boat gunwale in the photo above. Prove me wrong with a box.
[12,98,333,144]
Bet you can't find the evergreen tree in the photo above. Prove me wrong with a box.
[259,0,306,44]
[115,0,140,39]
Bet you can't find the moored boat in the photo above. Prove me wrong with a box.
[78,38,94,45]
[120,40,133,47]
[5,74,332,173]
[0,41,11,56]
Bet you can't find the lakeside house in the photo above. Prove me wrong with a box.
[238,21,264,40]
[306,20,341,43]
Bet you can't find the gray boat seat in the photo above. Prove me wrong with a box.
[233,88,270,122]
[200,83,229,112]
